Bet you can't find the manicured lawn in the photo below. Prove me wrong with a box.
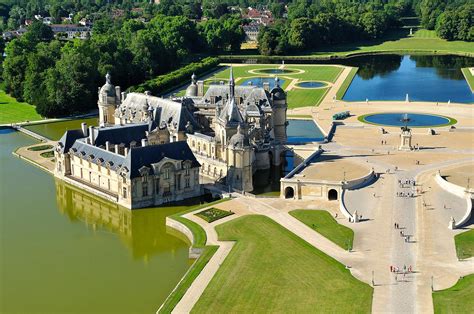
[336,67,358,100]
[433,274,474,314]
[287,114,313,119]
[461,68,474,92]
[290,210,354,250]
[195,207,234,223]
[158,198,229,313]
[454,229,474,260]
[0,90,42,124]
[214,65,343,83]
[222,29,474,60]
[287,87,329,108]
[192,215,372,313]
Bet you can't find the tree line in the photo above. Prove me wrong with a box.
[2,14,244,117]
[258,0,410,55]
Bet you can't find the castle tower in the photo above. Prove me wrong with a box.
[227,124,253,192]
[185,73,198,97]
[98,73,120,126]
[270,77,287,143]
[215,67,244,151]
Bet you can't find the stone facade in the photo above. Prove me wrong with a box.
[54,123,201,209]
[95,69,288,193]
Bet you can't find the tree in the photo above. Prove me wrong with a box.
[419,0,446,30]
[2,39,30,99]
[360,12,387,39]
[288,18,315,50]
[23,40,62,106]
[43,41,99,117]
[436,11,458,41]
[23,21,54,47]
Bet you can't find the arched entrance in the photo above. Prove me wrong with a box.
[328,189,338,201]
[284,187,294,199]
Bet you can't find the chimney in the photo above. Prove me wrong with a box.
[124,147,129,156]
[263,82,270,92]
[115,86,121,101]
[114,144,119,154]
[121,91,127,102]
[105,141,110,151]
[81,123,88,137]
[197,80,204,96]
[141,138,147,147]
[88,126,95,145]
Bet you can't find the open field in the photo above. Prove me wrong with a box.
[222,29,474,61]
[433,274,474,314]
[454,229,474,260]
[461,68,474,92]
[0,90,42,124]
[192,215,372,313]
[290,210,354,250]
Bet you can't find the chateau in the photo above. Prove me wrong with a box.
[55,68,288,208]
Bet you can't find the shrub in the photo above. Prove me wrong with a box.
[27,144,53,151]
[128,57,220,95]
[195,207,234,223]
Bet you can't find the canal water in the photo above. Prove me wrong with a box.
[24,117,99,140]
[0,129,193,313]
[341,55,474,103]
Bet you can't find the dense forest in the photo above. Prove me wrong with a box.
[0,0,472,117]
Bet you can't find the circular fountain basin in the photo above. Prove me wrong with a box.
[296,81,327,88]
[240,77,285,89]
[257,68,298,74]
[359,113,456,128]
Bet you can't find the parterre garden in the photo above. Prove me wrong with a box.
[173,64,344,109]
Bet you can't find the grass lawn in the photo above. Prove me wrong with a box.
[336,67,358,100]
[433,274,474,314]
[158,198,229,313]
[290,210,354,250]
[454,229,474,260]
[195,207,234,223]
[192,215,372,313]
[0,90,42,124]
[213,65,343,83]
[461,68,474,92]
[287,114,313,119]
[27,144,53,151]
[222,29,474,60]
[287,87,329,109]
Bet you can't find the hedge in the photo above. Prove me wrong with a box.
[128,57,220,95]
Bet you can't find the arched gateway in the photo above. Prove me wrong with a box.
[328,189,338,201]
[284,187,294,199]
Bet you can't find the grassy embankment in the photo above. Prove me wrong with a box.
[455,229,474,260]
[222,29,474,61]
[192,215,372,313]
[158,198,229,313]
[290,210,354,250]
[433,274,474,314]
[0,90,42,124]
[461,68,474,92]
[336,67,358,100]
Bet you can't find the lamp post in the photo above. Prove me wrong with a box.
[372,271,375,286]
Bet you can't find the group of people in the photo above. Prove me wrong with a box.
[398,179,416,187]
[395,222,412,243]
[397,191,415,198]
[390,265,413,273]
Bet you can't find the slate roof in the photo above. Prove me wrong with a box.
[93,123,150,147]
[58,129,86,153]
[119,93,199,131]
[68,135,199,179]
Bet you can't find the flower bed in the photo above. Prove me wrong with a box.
[195,207,234,223]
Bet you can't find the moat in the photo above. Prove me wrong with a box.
[0,129,193,313]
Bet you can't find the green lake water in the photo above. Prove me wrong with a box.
[24,117,99,140]
[0,129,193,313]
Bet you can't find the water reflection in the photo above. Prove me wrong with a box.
[55,179,190,260]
